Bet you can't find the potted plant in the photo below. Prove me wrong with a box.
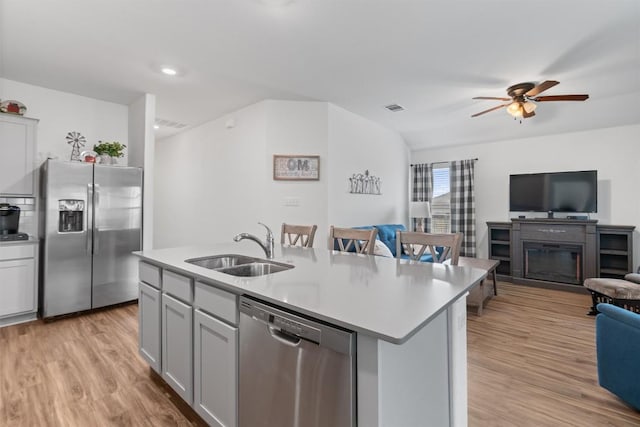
[93,141,126,164]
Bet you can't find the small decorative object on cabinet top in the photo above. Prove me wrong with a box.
[0,100,27,115]
[349,170,381,195]
[93,141,126,165]
[66,131,86,161]
[79,150,98,163]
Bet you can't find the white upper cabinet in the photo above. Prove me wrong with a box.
[0,114,38,196]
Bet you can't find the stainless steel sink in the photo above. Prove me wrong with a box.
[185,254,293,277]
[185,254,256,270]
[219,261,293,277]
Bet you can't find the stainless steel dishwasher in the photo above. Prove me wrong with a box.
[239,296,356,427]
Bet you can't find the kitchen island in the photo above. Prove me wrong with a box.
[134,243,486,427]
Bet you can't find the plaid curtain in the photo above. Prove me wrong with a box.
[411,163,433,232]
[450,159,476,256]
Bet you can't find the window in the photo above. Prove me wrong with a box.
[431,164,451,233]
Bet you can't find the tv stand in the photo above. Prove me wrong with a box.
[487,220,635,292]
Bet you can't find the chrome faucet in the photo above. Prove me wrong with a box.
[233,222,275,259]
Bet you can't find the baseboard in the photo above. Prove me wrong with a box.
[0,311,38,328]
[512,277,589,294]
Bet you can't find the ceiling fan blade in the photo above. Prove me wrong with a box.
[533,95,589,102]
[472,96,511,101]
[525,80,559,97]
[470,103,509,117]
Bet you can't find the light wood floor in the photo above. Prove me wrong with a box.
[0,304,205,427]
[468,282,640,426]
[1,284,638,426]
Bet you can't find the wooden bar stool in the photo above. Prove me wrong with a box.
[280,223,318,248]
[329,226,378,254]
[395,231,462,265]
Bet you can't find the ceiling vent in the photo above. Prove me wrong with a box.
[155,118,188,129]
[384,104,405,112]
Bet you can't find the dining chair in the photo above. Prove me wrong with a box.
[329,226,378,255]
[280,223,318,248]
[395,231,463,265]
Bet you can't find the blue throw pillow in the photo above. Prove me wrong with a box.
[373,224,406,257]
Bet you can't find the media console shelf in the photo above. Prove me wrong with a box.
[597,225,635,279]
[487,220,635,290]
[487,222,512,281]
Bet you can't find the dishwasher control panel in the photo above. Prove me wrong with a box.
[241,297,321,343]
[272,315,321,343]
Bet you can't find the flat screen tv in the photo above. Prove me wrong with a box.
[509,170,597,213]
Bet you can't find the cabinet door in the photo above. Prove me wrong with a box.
[0,258,36,317]
[194,309,238,427]
[162,293,193,404]
[0,116,36,196]
[139,282,161,372]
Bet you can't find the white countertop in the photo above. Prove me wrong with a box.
[134,243,486,344]
[0,237,39,246]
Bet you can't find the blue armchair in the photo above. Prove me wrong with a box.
[596,303,640,410]
[352,224,437,262]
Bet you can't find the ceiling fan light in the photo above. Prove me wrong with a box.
[523,101,537,114]
[507,102,522,117]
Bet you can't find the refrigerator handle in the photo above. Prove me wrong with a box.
[87,183,93,254]
[94,184,100,255]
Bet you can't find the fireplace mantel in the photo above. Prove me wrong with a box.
[512,219,597,288]
[487,219,634,292]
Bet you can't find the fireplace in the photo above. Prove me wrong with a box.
[523,242,582,285]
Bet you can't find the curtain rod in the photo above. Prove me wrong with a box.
[410,158,478,167]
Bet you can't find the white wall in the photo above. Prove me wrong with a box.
[0,78,129,165]
[411,124,640,269]
[328,104,410,228]
[154,100,410,250]
[154,102,268,249]
[128,93,156,249]
[264,101,330,244]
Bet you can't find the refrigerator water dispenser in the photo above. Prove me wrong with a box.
[58,199,85,232]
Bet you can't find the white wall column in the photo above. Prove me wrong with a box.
[128,93,156,250]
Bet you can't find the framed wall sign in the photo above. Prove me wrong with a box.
[273,155,320,181]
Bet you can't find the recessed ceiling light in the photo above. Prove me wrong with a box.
[153,124,160,130]
[161,67,178,76]
[259,0,295,6]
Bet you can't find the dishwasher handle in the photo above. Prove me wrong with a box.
[268,325,302,347]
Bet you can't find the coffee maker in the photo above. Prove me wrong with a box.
[0,203,28,241]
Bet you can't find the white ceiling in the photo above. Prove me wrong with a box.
[1,0,639,149]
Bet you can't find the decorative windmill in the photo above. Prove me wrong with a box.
[66,131,86,161]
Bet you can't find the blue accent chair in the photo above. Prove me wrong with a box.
[595,303,640,410]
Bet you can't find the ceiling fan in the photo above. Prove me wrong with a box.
[471,80,589,119]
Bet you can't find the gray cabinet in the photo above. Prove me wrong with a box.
[487,220,634,288]
[137,261,240,425]
[162,293,193,404]
[0,258,35,316]
[194,309,238,427]
[0,243,38,325]
[0,114,37,196]
[138,281,161,372]
[597,225,635,279]
[487,222,512,280]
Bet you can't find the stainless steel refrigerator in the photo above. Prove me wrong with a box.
[40,160,142,318]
